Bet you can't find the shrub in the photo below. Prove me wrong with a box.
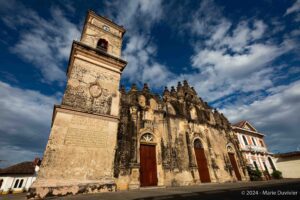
[247,166,262,181]
[271,170,283,179]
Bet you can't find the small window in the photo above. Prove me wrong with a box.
[103,25,110,31]
[0,179,3,189]
[242,135,248,145]
[227,146,234,153]
[253,161,259,171]
[268,157,276,171]
[97,39,108,52]
[18,179,24,188]
[14,179,19,188]
[260,140,264,147]
[252,137,257,146]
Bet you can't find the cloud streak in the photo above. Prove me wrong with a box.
[0,0,81,84]
[221,80,300,153]
[104,0,174,88]
[0,81,60,167]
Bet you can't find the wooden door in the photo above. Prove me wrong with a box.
[228,153,242,181]
[140,144,158,187]
[194,147,211,183]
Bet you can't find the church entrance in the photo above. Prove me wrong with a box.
[194,139,211,183]
[228,152,242,181]
[140,144,158,187]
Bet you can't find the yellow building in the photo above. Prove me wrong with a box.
[274,151,300,178]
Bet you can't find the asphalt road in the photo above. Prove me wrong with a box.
[1,179,299,200]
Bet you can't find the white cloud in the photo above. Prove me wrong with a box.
[1,0,81,84]
[221,80,300,153]
[122,35,174,87]
[285,0,300,16]
[169,0,296,103]
[105,0,162,34]
[0,81,60,167]
[104,0,173,88]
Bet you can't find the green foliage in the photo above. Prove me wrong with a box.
[247,166,262,181]
[271,170,283,179]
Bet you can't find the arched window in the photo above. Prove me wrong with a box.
[260,140,264,147]
[242,135,248,145]
[253,161,259,171]
[97,39,108,52]
[18,179,24,188]
[227,145,234,153]
[194,139,203,149]
[252,137,257,146]
[141,133,154,142]
[14,179,19,188]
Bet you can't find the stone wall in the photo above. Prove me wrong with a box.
[28,11,127,199]
[274,155,300,178]
[114,82,249,189]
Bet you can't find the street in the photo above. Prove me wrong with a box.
[1,179,299,200]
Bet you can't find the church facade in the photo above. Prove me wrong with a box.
[28,11,249,199]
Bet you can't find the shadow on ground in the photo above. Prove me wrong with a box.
[133,182,300,200]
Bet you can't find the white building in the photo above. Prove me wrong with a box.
[232,121,277,180]
[0,158,40,194]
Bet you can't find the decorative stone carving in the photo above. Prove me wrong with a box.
[141,133,154,142]
[114,80,248,189]
[149,98,158,110]
[89,81,102,98]
[138,95,146,108]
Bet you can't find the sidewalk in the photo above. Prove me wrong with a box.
[1,179,300,200]
[60,179,300,200]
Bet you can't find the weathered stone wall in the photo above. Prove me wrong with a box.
[114,82,249,189]
[28,11,127,199]
[62,57,121,117]
[28,10,249,199]
[80,11,124,58]
[37,110,118,181]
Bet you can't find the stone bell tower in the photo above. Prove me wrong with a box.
[28,11,127,199]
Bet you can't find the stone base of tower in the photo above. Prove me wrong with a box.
[27,180,116,199]
[28,106,119,199]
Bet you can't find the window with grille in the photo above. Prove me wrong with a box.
[242,135,248,145]
[13,179,19,188]
[141,133,154,142]
[18,179,24,188]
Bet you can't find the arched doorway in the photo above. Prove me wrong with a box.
[227,146,242,181]
[140,133,158,187]
[194,139,211,183]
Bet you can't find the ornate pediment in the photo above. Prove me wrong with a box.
[242,121,257,132]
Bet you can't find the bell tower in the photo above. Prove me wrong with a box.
[29,11,127,199]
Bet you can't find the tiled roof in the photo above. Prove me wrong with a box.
[274,151,300,158]
[0,161,35,175]
[232,120,247,128]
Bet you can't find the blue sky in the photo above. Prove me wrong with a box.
[0,0,300,167]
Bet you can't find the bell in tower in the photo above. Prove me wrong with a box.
[28,10,127,199]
